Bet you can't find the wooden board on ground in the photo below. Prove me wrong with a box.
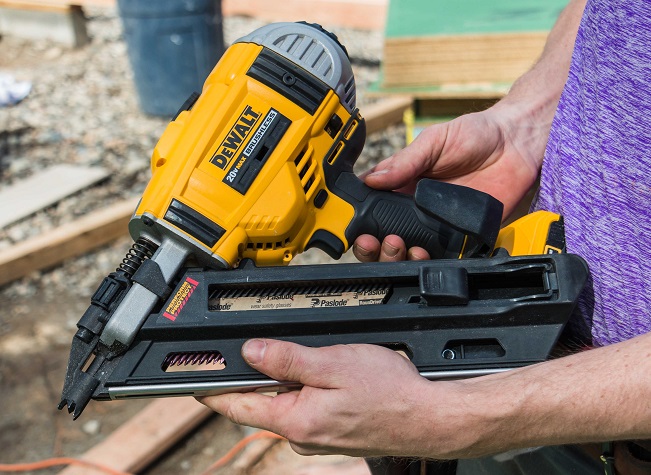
[0,0,113,8]
[382,0,568,88]
[58,398,213,475]
[363,96,412,135]
[0,198,137,287]
[0,1,89,46]
[248,439,358,474]
[0,164,109,228]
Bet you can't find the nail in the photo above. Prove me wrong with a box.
[367,168,390,177]
[383,243,399,257]
[243,339,266,365]
[353,243,373,258]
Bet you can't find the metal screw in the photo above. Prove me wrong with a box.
[282,73,296,86]
[442,349,456,360]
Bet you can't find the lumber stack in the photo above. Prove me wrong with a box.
[222,0,387,31]
[381,0,568,89]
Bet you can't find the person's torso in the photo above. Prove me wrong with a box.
[533,0,651,346]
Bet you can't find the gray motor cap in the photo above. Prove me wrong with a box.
[235,22,356,113]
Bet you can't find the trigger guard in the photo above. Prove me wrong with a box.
[305,230,345,259]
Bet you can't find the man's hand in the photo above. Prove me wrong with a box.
[198,333,651,460]
[353,107,546,263]
[197,339,462,458]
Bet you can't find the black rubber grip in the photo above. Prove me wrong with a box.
[341,178,466,259]
[340,177,503,259]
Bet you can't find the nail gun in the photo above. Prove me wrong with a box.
[59,22,588,419]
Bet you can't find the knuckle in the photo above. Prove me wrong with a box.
[311,345,353,379]
[224,404,244,425]
[223,398,256,426]
[275,346,303,377]
[284,422,315,446]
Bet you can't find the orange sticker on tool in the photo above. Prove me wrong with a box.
[163,277,199,321]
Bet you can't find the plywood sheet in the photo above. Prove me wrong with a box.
[381,0,569,89]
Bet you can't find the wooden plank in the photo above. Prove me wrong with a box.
[58,398,213,475]
[222,0,387,30]
[0,0,385,29]
[363,96,412,135]
[381,0,568,89]
[0,0,68,12]
[382,31,548,87]
[0,165,109,229]
[0,1,89,46]
[0,198,136,287]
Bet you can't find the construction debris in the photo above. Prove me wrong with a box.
[0,73,31,106]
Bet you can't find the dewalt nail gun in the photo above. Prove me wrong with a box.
[59,22,588,419]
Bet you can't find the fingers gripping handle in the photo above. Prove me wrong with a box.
[336,174,503,259]
[313,110,502,259]
[348,183,464,259]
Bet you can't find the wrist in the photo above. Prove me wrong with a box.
[418,375,534,459]
[487,82,560,174]
[484,0,586,174]
[415,379,496,458]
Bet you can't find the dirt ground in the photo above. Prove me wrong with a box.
[0,7,394,474]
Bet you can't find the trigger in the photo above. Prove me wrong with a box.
[305,230,345,259]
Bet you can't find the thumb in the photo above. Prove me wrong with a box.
[242,339,344,388]
[364,126,445,191]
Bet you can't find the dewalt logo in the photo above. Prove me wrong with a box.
[210,105,261,170]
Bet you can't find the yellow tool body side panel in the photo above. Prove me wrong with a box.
[136,43,262,227]
[495,211,561,256]
[239,91,357,265]
[133,42,355,267]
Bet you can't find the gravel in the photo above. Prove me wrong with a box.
[0,7,404,298]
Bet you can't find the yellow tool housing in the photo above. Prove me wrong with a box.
[131,41,359,268]
[495,211,565,256]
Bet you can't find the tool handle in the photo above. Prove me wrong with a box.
[338,174,503,259]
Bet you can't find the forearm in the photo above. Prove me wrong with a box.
[492,0,588,170]
[429,331,651,459]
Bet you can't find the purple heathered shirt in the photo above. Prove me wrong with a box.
[532,0,651,346]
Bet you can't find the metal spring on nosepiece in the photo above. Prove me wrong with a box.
[118,237,158,278]
[162,351,226,372]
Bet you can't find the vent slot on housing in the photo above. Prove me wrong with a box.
[246,237,291,251]
[294,146,319,198]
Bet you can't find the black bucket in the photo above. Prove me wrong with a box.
[117,0,224,117]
